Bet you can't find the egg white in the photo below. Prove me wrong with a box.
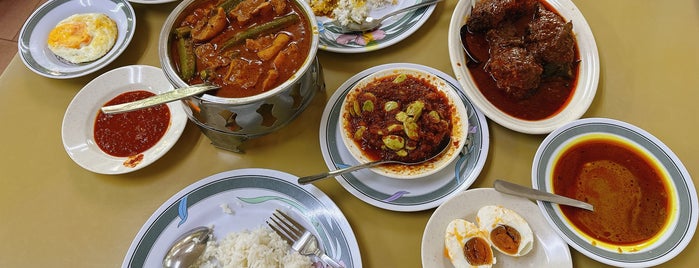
[47,13,118,64]
[444,219,496,268]
[477,205,534,257]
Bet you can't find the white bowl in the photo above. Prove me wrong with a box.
[531,118,698,267]
[339,67,469,179]
[18,0,136,79]
[448,0,599,134]
[61,65,187,174]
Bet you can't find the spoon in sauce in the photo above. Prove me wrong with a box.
[325,0,443,33]
[163,226,213,268]
[298,136,451,184]
[494,179,594,211]
[101,84,219,114]
[459,24,481,66]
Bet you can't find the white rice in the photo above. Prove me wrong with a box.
[193,227,312,268]
[310,0,396,26]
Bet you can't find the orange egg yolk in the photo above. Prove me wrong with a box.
[48,21,92,49]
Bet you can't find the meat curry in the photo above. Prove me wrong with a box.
[170,0,312,98]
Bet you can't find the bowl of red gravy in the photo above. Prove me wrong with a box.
[339,67,469,179]
[62,65,187,175]
[531,118,698,267]
[448,0,599,134]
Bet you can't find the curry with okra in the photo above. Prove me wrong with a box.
[170,0,312,98]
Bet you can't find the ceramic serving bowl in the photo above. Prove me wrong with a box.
[339,67,468,179]
[531,118,698,267]
[448,0,599,134]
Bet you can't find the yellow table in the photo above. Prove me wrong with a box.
[1,0,698,267]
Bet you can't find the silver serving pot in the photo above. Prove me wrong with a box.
[159,0,323,152]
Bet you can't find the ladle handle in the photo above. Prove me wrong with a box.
[100,84,219,114]
[297,161,388,185]
[494,179,594,211]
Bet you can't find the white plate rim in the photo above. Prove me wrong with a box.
[532,117,699,267]
[421,188,573,268]
[448,0,600,134]
[317,0,438,53]
[61,65,187,175]
[319,62,490,212]
[18,0,136,79]
[121,168,362,268]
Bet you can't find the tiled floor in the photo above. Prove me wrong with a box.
[0,0,48,75]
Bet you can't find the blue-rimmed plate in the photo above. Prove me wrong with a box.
[532,118,698,267]
[122,168,362,267]
[317,0,437,53]
[319,63,489,211]
[18,0,136,79]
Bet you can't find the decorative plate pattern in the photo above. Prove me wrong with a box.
[319,63,489,211]
[122,168,362,267]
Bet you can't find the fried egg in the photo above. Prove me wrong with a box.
[477,205,534,257]
[47,13,118,64]
[445,219,496,268]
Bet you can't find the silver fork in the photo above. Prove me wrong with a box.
[267,209,343,268]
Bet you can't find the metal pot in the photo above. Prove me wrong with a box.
[159,0,324,152]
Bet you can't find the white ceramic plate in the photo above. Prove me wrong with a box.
[18,0,136,79]
[422,188,572,267]
[319,63,489,211]
[317,0,437,53]
[532,118,698,267]
[61,65,187,175]
[122,168,362,268]
[339,67,469,179]
[448,0,599,134]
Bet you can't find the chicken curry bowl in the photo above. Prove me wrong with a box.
[161,0,318,99]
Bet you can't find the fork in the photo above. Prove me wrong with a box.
[267,209,343,268]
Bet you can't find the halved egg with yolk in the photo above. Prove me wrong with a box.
[477,205,534,257]
[445,219,496,268]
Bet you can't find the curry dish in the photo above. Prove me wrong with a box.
[170,0,312,98]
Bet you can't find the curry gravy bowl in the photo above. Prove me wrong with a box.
[532,118,698,267]
[159,0,322,151]
[339,68,468,179]
[448,0,599,134]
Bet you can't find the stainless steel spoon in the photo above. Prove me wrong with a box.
[100,84,219,114]
[298,136,451,184]
[325,0,443,33]
[493,179,594,211]
[163,226,213,268]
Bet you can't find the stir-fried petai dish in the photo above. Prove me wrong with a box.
[343,73,453,163]
[463,0,579,120]
[170,0,313,98]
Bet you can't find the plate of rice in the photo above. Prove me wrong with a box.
[122,168,362,268]
[310,0,439,53]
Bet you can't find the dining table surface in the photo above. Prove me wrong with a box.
[1,0,698,267]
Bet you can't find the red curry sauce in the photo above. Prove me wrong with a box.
[553,138,670,245]
[94,91,171,157]
[463,1,580,120]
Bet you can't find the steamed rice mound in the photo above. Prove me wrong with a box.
[193,227,312,268]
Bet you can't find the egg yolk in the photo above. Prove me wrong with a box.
[464,237,493,266]
[490,225,521,255]
[48,21,92,49]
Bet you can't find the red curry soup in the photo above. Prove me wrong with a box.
[552,134,675,250]
[94,91,171,159]
[343,73,454,165]
[170,0,313,98]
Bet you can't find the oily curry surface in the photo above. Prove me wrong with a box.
[170,0,312,98]
[553,138,671,246]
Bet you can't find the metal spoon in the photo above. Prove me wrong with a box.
[493,179,594,211]
[325,0,443,33]
[459,24,481,65]
[298,136,451,184]
[100,84,219,114]
[163,226,213,268]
